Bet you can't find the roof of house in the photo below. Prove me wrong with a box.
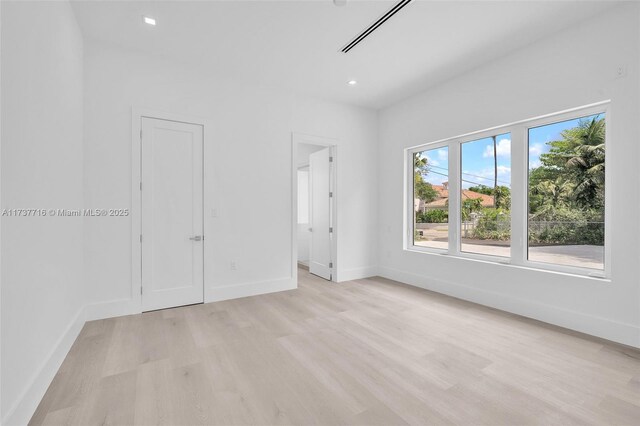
[423,186,494,208]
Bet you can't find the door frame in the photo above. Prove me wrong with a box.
[131,108,208,313]
[291,132,338,284]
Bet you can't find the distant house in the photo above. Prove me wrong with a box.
[415,182,494,212]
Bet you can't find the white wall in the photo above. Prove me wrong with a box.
[1,1,85,424]
[378,4,640,347]
[83,40,378,311]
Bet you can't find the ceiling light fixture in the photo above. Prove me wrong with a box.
[143,16,156,26]
[347,80,357,86]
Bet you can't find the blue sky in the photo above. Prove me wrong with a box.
[418,113,603,190]
[421,146,450,186]
[420,136,511,189]
[461,133,511,189]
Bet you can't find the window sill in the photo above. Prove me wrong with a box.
[404,246,611,282]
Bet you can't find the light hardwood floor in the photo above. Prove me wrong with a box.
[31,269,640,425]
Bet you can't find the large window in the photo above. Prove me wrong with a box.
[413,146,449,250]
[528,114,605,270]
[406,103,608,277]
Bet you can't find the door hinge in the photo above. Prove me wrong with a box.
[329,262,333,268]
[140,286,143,295]
[140,234,143,243]
[140,129,143,139]
[329,156,334,163]
[329,227,333,233]
[329,191,333,198]
[140,182,142,191]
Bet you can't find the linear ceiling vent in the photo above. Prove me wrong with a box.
[341,0,413,53]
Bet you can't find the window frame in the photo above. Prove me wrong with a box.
[404,101,611,279]
[407,141,452,253]
[457,129,513,261]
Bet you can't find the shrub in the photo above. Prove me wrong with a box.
[471,208,510,240]
[528,207,603,245]
[416,209,448,223]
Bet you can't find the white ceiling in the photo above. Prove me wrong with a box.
[70,0,620,109]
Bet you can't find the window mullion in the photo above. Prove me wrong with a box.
[448,141,461,256]
[406,149,415,250]
[510,125,527,266]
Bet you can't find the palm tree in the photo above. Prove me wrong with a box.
[532,178,572,211]
[537,116,605,210]
[493,185,511,210]
[564,118,605,208]
[413,153,437,208]
[414,153,429,175]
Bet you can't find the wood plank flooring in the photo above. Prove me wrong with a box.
[30,269,640,425]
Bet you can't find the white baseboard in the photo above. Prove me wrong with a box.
[84,298,137,322]
[2,307,86,426]
[206,276,297,302]
[336,265,378,282]
[378,266,640,348]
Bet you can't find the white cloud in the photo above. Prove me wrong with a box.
[426,174,447,186]
[483,138,511,158]
[497,165,511,176]
[473,169,494,179]
[529,143,544,157]
[425,154,439,167]
[437,149,448,161]
[528,143,545,169]
[461,167,511,188]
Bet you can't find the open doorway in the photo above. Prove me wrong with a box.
[293,134,337,282]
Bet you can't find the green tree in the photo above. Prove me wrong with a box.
[468,185,510,209]
[529,116,605,214]
[414,153,429,175]
[565,119,605,209]
[461,198,482,220]
[530,178,572,214]
[468,185,493,195]
[415,175,438,204]
[528,167,559,213]
[537,116,605,210]
[493,185,511,209]
[413,153,438,204]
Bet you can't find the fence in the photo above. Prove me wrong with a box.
[528,220,604,245]
[460,219,604,245]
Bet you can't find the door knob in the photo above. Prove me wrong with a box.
[189,235,203,241]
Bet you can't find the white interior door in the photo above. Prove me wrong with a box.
[141,117,204,311]
[309,147,333,280]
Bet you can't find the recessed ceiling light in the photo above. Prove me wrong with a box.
[347,80,358,86]
[143,16,156,26]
